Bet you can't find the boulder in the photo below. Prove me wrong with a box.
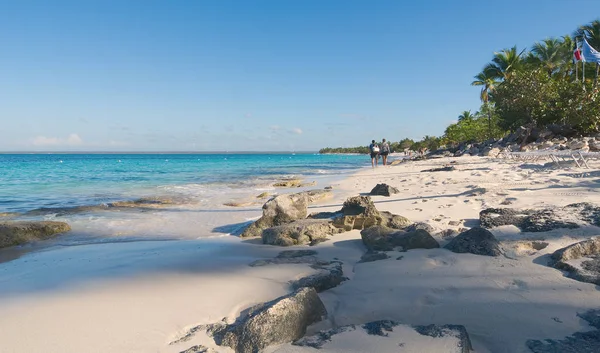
[405,222,437,234]
[294,320,472,353]
[590,140,600,152]
[444,227,503,257]
[262,219,341,246]
[241,193,309,237]
[483,147,501,157]
[332,196,383,231]
[568,139,588,150]
[290,262,346,292]
[0,221,71,248]
[360,225,439,252]
[206,288,327,353]
[380,211,411,229]
[549,237,600,285]
[369,183,400,197]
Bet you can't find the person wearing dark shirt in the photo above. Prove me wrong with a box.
[369,140,380,168]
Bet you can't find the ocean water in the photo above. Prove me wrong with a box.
[0,153,367,213]
[0,153,369,242]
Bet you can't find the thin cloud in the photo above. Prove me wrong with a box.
[31,133,83,146]
[291,128,303,134]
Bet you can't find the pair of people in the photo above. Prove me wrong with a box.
[369,138,390,168]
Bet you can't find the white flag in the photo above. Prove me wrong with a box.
[581,38,600,63]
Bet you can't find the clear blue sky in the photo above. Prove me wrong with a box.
[1,0,599,151]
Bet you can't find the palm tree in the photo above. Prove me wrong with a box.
[472,68,500,137]
[529,38,565,77]
[575,19,600,85]
[484,46,525,80]
[458,110,475,121]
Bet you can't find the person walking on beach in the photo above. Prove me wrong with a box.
[369,140,380,168]
[380,138,390,166]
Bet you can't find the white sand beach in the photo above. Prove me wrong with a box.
[1,155,600,353]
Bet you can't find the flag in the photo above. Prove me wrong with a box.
[573,47,582,61]
[581,38,600,63]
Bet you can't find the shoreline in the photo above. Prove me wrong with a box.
[0,155,599,352]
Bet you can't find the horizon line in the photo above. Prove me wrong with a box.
[0,150,321,154]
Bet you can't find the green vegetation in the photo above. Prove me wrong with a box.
[320,19,600,154]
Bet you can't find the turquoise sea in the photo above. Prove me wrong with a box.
[0,153,368,215]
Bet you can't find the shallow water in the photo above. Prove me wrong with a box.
[1,153,367,242]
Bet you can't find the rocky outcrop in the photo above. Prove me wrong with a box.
[294,320,472,352]
[405,221,437,234]
[241,193,309,237]
[0,221,71,248]
[527,309,600,353]
[332,196,410,231]
[205,288,327,353]
[290,261,346,292]
[369,183,399,197]
[179,345,214,353]
[480,203,600,232]
[262,219,341,246]
[549,237,600,285]
[360,226,439,252]
[444,227,503,257]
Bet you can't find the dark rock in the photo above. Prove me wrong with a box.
[179,345,214,353]
[358,251,390,263]
[369,183,400,197]
[332,196,383,231]
[380,211,411,229]
[444,227,503,257]
[421,166,456,172]
[549,237,600,285]
[295,320,472,352]
[405,222,437,234]
[241,192,309,237]
[307,211,342,220]
[0,221,71,248]
[262,219,341,246]
[480,203,600,232]
[527,309,600,353]
[360,226,439,252]
[205,288,327,353]
[277,250,318,258]
[291,262,346,292]
[414,324,473,352]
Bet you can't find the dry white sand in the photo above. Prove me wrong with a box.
[1,155,599,352]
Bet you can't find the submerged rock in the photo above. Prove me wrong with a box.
[241,192,309,237]
[262,219,341,246]
[0,221,71,248]
[444,227,503,257]
[369,183,400,197]
[206,288,327,353]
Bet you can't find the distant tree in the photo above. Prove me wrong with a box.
[575,19,600,85]
[398,138,415,150]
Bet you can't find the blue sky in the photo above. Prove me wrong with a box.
[1,0,599,151]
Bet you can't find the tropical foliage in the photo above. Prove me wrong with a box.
[320,19,600,154]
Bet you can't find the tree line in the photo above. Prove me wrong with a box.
[321,19,600,154]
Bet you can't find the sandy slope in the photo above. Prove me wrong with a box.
[0,155,599,352]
